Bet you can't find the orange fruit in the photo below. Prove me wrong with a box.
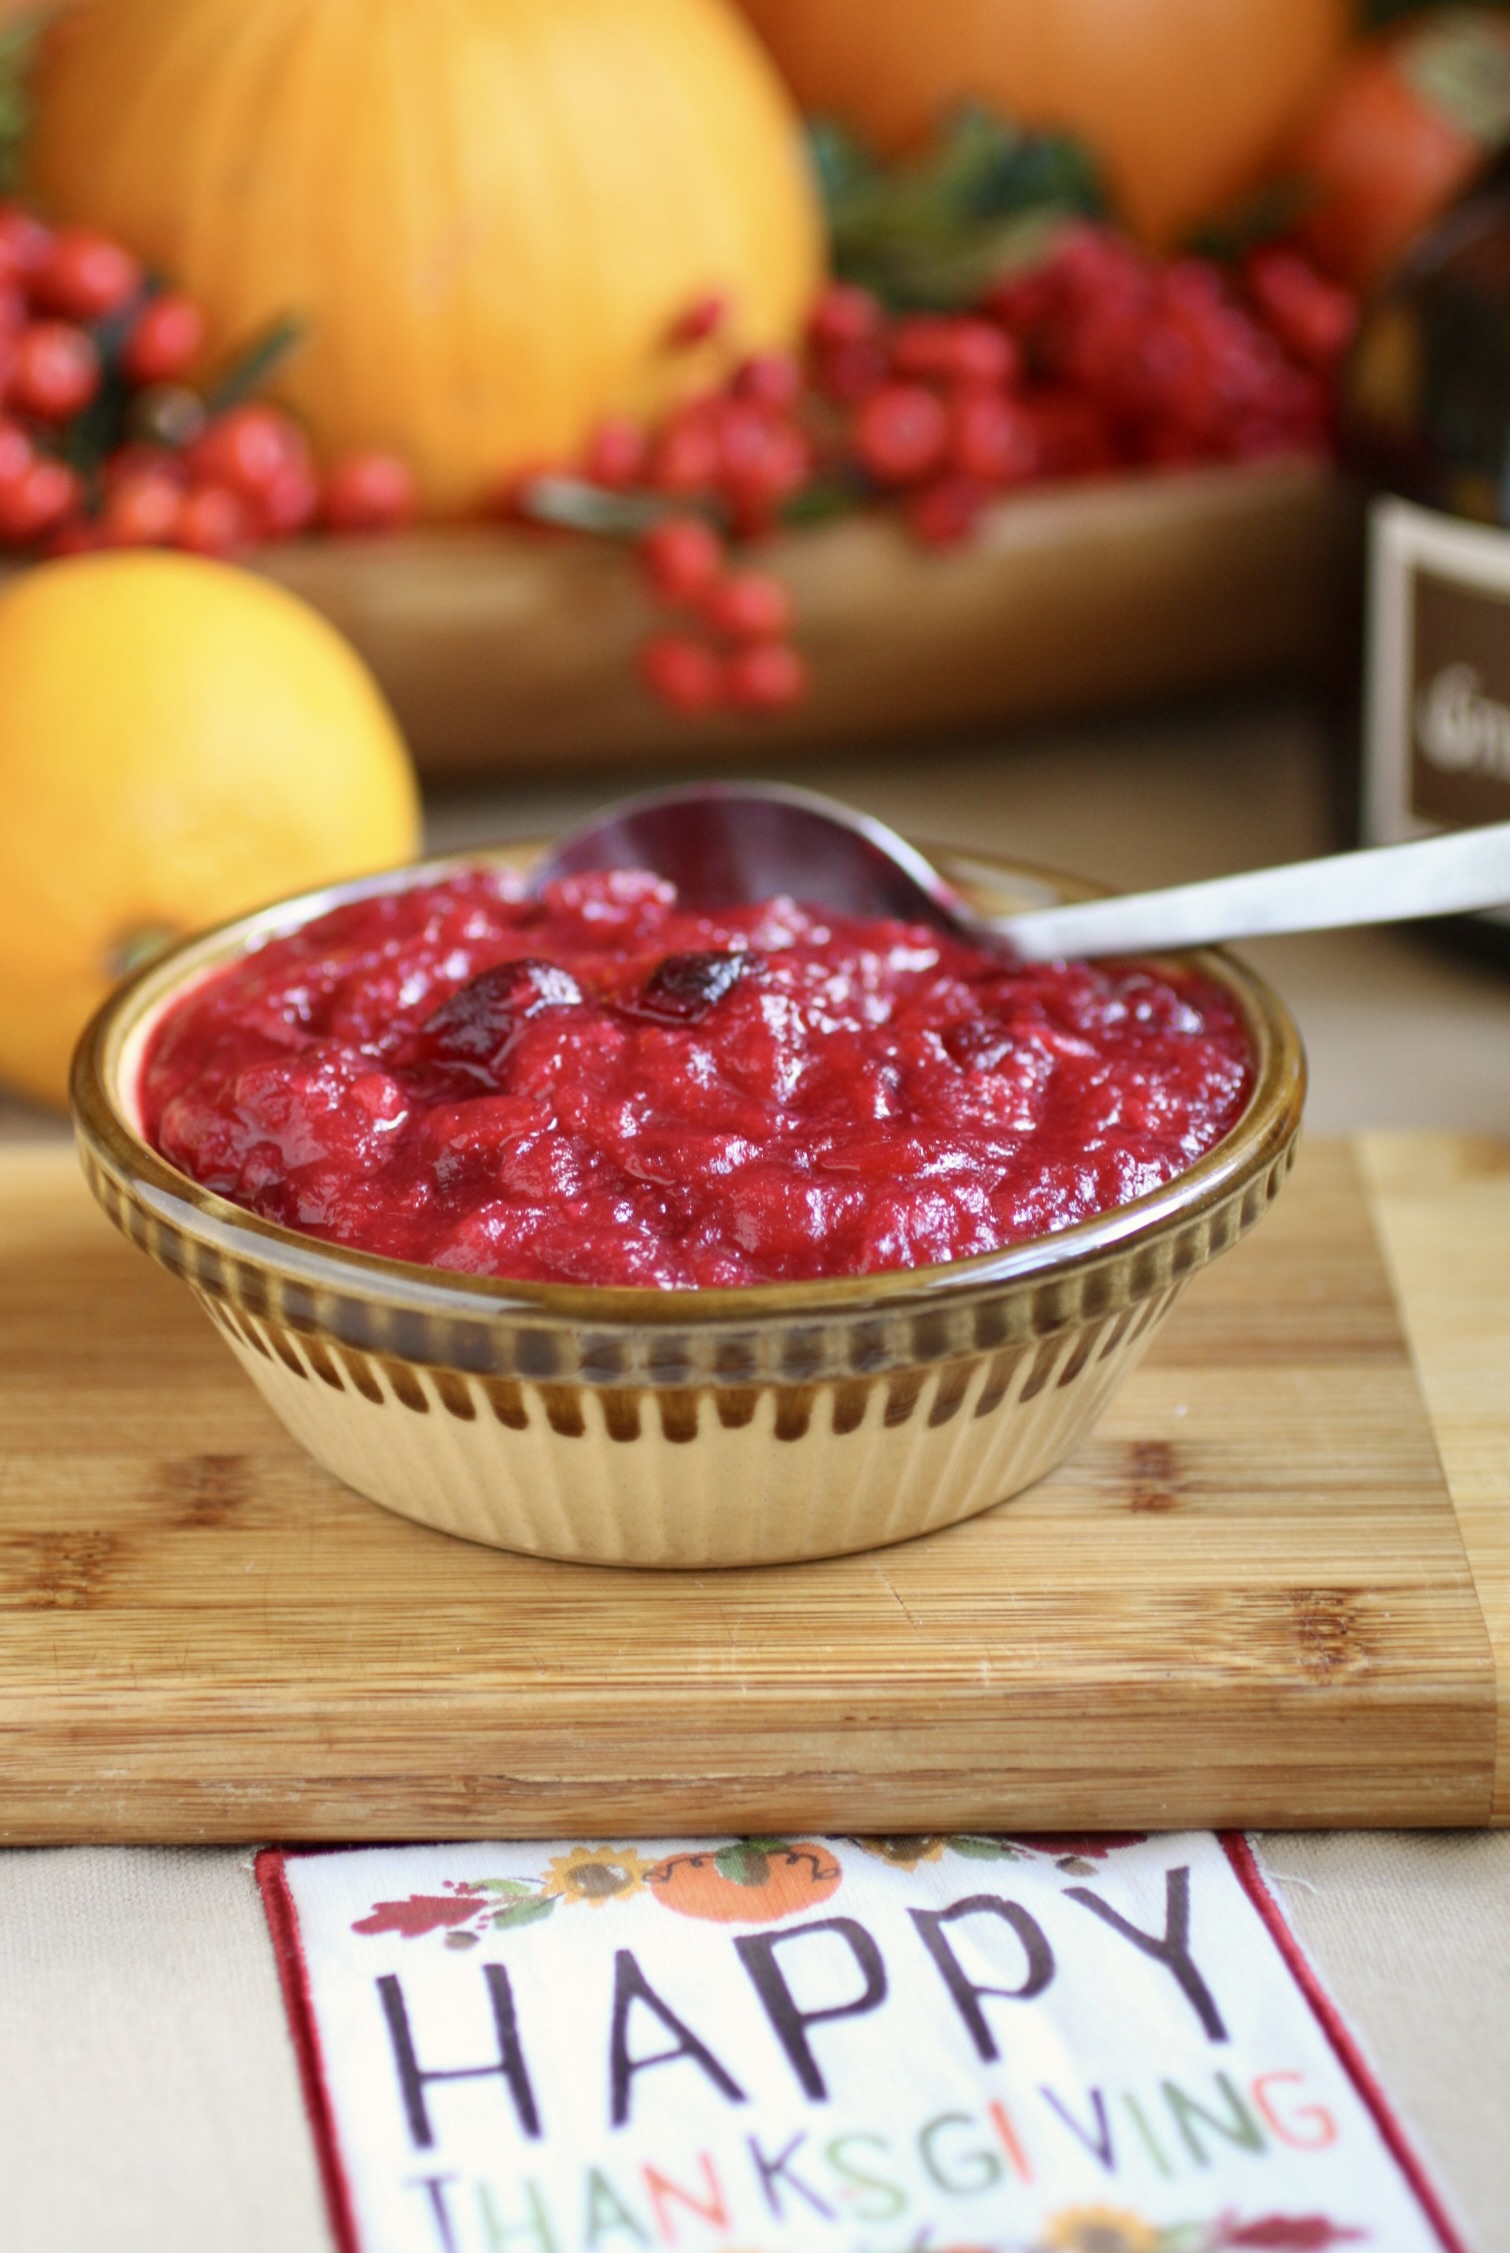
[0,550,421,1108]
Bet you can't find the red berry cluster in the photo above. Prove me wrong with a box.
[0,200,418,557]
[636,513,806,713]
[511,292,812,713]
[541,225,1356,715]
[979,227,1355,478]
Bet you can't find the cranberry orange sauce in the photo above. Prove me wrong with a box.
[139,869,1253,1288]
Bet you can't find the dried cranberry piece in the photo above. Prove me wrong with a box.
[623,949,763,1024]
[416,959,582,1073]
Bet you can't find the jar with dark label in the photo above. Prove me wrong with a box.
[1347,158,1510,935]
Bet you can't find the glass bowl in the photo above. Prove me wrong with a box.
[70,843,1305,1567]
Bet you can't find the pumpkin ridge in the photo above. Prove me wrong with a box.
[185,0,310,342]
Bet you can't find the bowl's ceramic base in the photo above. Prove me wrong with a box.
[197,1284,1184,1567]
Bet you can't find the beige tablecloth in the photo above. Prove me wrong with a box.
[3,693,1507,2252]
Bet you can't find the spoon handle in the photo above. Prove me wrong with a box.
[996,820,1510,961]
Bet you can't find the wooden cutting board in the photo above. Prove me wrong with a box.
[1,1134,1505,1843]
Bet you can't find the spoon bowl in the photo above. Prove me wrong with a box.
[530,780,1510,958]
[531,779,969,930]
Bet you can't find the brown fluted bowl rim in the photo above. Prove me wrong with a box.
[70,841,1306,1387]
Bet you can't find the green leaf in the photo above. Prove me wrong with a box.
[714,1843,773,1888]
[0,22,39,195]
[444,1930,480,1949]
[514,473,662,537]
[474,1878,537,1898]
[1186,177,1318,264]
[807,118,880,214]
[950,1835,1024,1859]
[779,469,869,527]
[204,316,306,413]
[814,101,1107,311]
[489,1895,559,1932]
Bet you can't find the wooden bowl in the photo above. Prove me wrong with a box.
[252,458,1359,777]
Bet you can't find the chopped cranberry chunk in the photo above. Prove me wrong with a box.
[623,949,764,1024]
[421,959,580,1050]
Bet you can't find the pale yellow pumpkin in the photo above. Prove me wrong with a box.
[28,0,824,510]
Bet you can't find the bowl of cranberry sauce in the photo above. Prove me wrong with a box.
[72,843,1305,1567]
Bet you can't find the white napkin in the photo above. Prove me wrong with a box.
[259,1831,1467,2253]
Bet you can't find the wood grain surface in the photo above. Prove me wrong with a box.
[1359,1132,1510,1825]
[0,1136,1501,1844]
[253,459,1358,777]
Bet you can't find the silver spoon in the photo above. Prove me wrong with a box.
[528,779,1510,960]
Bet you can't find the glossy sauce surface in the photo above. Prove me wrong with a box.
[140,869,1253,1287]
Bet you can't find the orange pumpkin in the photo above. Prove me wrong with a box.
[647,1842,842,1923]
[735,0,1351,247]
[1285,9,1510,288]
[27,0,823,511]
